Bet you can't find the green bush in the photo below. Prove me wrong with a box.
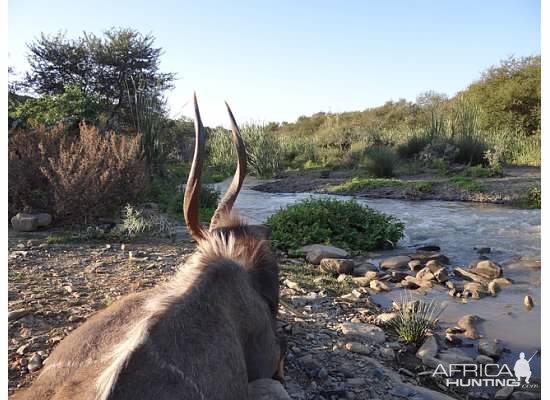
[267,197,404,252]
[364,145,398,177]
[397,132,432,159]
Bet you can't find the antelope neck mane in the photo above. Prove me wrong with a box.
[96,216,265,400]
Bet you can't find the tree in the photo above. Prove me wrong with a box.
[462,55,540,136]
[24,28,175,129]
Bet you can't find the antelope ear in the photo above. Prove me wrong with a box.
[248,224,272,240]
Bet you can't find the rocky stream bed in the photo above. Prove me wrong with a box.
[7,231,541,399]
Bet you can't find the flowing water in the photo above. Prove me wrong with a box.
[213,178,542,378]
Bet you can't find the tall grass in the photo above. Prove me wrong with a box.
[208,123,284,178]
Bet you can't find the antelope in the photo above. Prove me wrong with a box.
[13,94,285,400]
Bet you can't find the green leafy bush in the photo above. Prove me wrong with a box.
[364,145,398,177]
[397,132,432,159]
[267,197,404,252]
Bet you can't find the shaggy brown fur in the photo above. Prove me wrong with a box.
[13,222,281,400]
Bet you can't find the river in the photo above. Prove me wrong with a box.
[213,178,542,379]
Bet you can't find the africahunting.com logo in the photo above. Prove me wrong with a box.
[433,351,539,389]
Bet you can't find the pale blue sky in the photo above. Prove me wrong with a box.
[8,0,540,127]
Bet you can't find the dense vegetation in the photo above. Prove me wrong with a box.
[267,198,405,252]
[8,26,540,224]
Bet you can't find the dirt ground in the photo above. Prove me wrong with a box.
[8,230,464,400]
[252,167,540,205]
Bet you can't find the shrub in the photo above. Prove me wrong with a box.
[267,197,404,252]
[241,123,283,178]
[38,123,146,223]
[397,132,432,159]
[513,186,541,209]
[391,291,445,344]
[364,145,398,177]
[113,204,176,239]
[208,124,284,179]
[207,127,235,178]
[8,125,63,217]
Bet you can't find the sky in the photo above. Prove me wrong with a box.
[8,0,541,127]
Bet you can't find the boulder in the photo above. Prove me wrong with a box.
[409,251,450,265]
[380,256,411,270]
[470,260,502,279]
[300,245,348,264]
[248,379,291,400]
[494,386,514,400]
[463,282,489,299]
[524,295,534,310]
[340,322,386,344]
[416,335,438,360]
[345,342,372,355]
[11,213,39,232]
[416,267,435,281]
[352,263,377,276]
[478,339,503,358]
[433,267,449,283]
[458,314,484,339]
[320,258,354,275]
[369,279,391,292]
[475,355,494,365]
[35,213,52,227]
[454,267,490,284]
[438,349,475,364]
[408,260,423,271]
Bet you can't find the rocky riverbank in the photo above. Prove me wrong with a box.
[251,167,540,207]
[8,234,541,399]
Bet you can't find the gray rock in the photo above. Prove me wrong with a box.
[416,267,435,281]
[408,260,423,271]
[300,244,349,264]
[416,336,438,360]
[379,347,395,360]
[8,309,31,322]
[320,258,355,275]
[510,392,541,400]
[410,251,450,265]
[27,353,43,372]
[471,260,502,279]
[35,213,52,227]
[370,279,391,292]
[248,379,291,400]
[494,386,514,400]
[478,339,503,358]
[454,267,490,284]
[475,355,494,365]
[464,282,489,299]
[524,295,534,310]
[375,312,398,325]
[11,213,39,232]
[352,262,377,276]
[458,314,484,339]
[340,322,386,344]
[439,349,475,364]
[433,267,449,283]
[345,342,372,355]
[380,256,411,270]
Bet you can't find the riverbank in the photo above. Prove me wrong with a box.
[252,166,540,207]
[8,227,541,399]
